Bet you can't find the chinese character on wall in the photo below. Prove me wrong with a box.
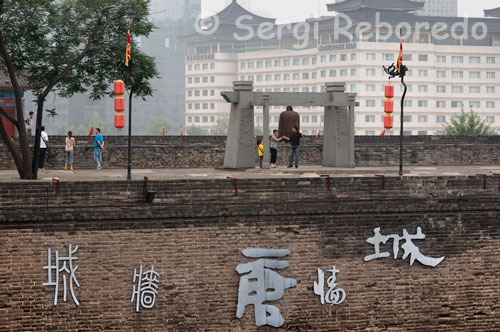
[131,265,160,312]
[364,227,445,267]
[314,266,346,306]
[43,244,80,306]
[236,248,297,327]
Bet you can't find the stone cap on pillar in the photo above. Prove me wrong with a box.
[326,82,345,93]
[233,81,253,91]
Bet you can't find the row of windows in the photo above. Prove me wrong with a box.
[364,99,495,109]
[187,63,215,71]
[187,115,216,123]
[238,55,496,70]
[187,90,217,97]
[364,84,496,93]
[364,115,496,124]
[187,76,215,84]
[187,103,216,110]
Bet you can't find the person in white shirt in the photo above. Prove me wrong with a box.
[25,111,34,147]
[39,126,48,170]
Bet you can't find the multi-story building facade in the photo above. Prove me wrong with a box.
[415,0,457,17]
[182,0,500,136]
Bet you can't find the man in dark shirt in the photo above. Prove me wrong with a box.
[285,126,304,168]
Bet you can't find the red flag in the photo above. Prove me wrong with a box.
[125,29,131,67]
[88,126,94,136]
[180,128,184,137]
[380,129,386,136]
[316,128,321,137]
[397,39,403,73]
[163,128,165,136]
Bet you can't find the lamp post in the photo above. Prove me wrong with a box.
[127,60,134,181]
[383,62,408,176]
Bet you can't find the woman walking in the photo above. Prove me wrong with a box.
[65,131,76,172]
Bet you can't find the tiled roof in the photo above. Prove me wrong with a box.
[327,0,425,13]
[0,71,33,91]
[484,7,500,18]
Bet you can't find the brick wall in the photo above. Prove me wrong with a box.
[1,175,499,331]
[1,135,500,169]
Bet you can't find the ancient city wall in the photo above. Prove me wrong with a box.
[0,175,499,331]
[1,135,500,169]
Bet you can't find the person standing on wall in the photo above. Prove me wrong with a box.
[25,111,34,147]
[257,139,264,168]
[270,129,286,168]
[64,131,76,172]
[38,126,48,170]
[94,128,104,170]
[283,126,304,169]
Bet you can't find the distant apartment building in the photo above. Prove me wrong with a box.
[181,0,500,136]
[415,0,457,17]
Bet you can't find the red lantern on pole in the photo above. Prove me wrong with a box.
[383,83,394,130]
[113,80,126,131]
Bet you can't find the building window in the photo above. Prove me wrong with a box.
[418,131,427,136]
[248,62,254,69]
[312,116,318,123]
[418,115,427,123]
[451,101,462,108]
[302,87,309,92]
[418,70,428,77]
[486,86,495,93]
[321,55,327,63]
[195,116,200,123]
[437,86,446,93]
[486,101,495,109]
[366,84,376,92]
[418,54,428,61]
[486,57,495,64]
[257,116,262,123]
[418,85,428,92]
[265,74,272,81]
[284,59,290,66]
[350,53,356,61]
[302,116,310,123]
[366,69,375,76]
[202,63,208,70]
[194,90,200,97]
[329,55,336,62]
[403,54,412,61]
[436,101,446,108]
[366,100,376,107]
[340,69,347,76]
[283,74,290,80]
[257,75,263,82]
[486,116,495,123]
[452,71,463,79]
[211,63,215,69]
[487,72,496,79]
[302,58,309,65]
[274,74,281,81]
[350,69,357,76]
[451,86,463,93]
[365,115,376,122]
[265,60,272,68]
[403,115,412,122]
[469,72,481,79]
[188,104,192,110]
[211,103,215,109]
[195,64,200,70]
[436,116,445,123]
[312,57,317,65]
[202,116,208,123]
[404,100,412,107]
[293,73,300,80]
[469,101,481,108]
[210,116,215,123]
[365,131,376,136]
[256,61,263,68]
[248,75,254,81]
[437,71,446,78]
[302,73,309,80]
[340,54,347,61]
[312,72,317,79]
[452,56,463,63]
[418,100,428,107]
[382,53,394,61]
[202,103,208,109]
[194,77,200,83]
[469,86,480,93]
[329,70,337,77]
[436,55,446,63]
[188,116,192,122]
[202,90,208,96]
[210,76,215,83]
[350,84,357,92]
[293,58,300,66]
[321,70,327,78]
[211,90,215,96]
[469,56,481,64]
[188,64,193,71]
[366,53,376,60]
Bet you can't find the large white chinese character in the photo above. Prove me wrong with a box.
[314,266,346,306]
[43,244,80,306]
[131,265,160,312]
[236,248,297,327]
[364,227,445,267]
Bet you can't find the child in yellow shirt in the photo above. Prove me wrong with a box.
[257,139,264,168]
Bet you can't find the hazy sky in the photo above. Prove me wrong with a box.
[202,0,500,22]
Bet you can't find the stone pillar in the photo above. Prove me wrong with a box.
[323,83,354,168]
[223,81,255,169]
[262,94,271,169]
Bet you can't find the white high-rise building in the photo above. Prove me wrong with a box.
[415,0,457,17]
[181,0,500,136]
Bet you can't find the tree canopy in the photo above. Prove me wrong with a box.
[444,106,497,136]
[0,0,159,179]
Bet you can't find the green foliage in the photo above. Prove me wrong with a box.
[213,117,229,136]
[444,106,497,136]
[1,0,159,100]
[143,116,171,135]
[186,125,209,136]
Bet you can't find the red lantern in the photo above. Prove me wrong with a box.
[384,99,394,113]
[385,84,394,99]
[114,80,125,96]
[115,113,125,129]
[384,114,393,129]
[114,97,125,112]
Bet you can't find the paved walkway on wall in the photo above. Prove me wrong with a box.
[1,165,500,182]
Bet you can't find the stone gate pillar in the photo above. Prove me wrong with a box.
[323,83,355,168]
[223,81,255,169]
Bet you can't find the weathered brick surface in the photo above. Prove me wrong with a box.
[1,136,500,169]
[0,176,499,331]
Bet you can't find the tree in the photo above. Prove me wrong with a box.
[143,116,171,135]
[444,106,497,136]
[186,125,209,136]
[213,117,229,136]
[0,0,159,179]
